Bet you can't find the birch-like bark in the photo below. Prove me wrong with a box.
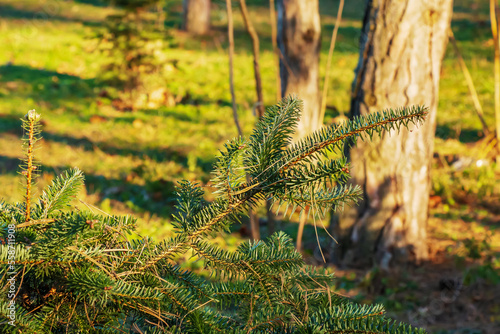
[183,0,210,35]
[342,0,453,268]
[277,0,321,139]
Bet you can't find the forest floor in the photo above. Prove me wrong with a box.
[299,206,500,334]
[0,0,499,333]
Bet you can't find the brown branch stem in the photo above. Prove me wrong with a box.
[319,0,344,125]
[448,29,490,136]
[23,111,39,222]
[239,0,264,118]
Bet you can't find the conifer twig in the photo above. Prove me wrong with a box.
[22,109,41,222]
[282,107,428,173]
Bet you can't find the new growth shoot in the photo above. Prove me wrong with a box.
[21,110,41,222]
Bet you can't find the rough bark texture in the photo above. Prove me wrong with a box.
[341,0,453,268]
[183,0,211,35]
[277,0,321,139]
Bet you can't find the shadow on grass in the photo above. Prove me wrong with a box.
[0,64,101,112]
[321,25,361,54]
[451,19,494,46]
[0,155,21,174]
[433,210,500,228]
[435,124,483,143]
[42,131,189,166]
[73,0,109,8]
[0,3,104,27]
[0,154,177,217]
[0,65,83,82]
[0,114,22,136]
[84,172,177,217]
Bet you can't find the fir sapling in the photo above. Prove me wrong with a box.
[0,97,428,333]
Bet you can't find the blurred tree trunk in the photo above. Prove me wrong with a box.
[277,0,321,139]
[339,0,453,269]
[183,0,211,35]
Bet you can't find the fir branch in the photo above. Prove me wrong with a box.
[1,101,429,333]
[212,137,248,204]
[36,168,84,219]
[138,235,190,271]
[191,240,243,274]
[272,184,362,218]
[245,96,301,178]
[279,105,428,174]
[210,281,252,309]
[172,181,207,232]
[269,157,350,192]
[16,218,55,228]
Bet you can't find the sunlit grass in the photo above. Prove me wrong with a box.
[0,0,498,247]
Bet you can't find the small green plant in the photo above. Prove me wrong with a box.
[456,235,500,286]
[431,160,499,207]
[94,0,170,111]
[0,98,428,333]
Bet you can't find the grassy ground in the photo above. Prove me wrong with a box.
[0,0,499,332]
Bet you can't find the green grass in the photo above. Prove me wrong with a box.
[0,0,499,331]
[0,0,498,236]
[0,0,498,237]
[0,0,359,239]
[0,0,494,237]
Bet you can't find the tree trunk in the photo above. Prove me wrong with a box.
[277,0,321,139]
[183,0,211,35]
[340,0,453,268]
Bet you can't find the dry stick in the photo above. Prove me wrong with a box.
[278,45,294,79]
[298,0,343,248]
[269,0,281,100]
[225,0,259,239]
[156,1,165,31]
[319,0,344,126]
[239,0,276,236]
[239,0,264,118]
[226,0,243,137]
[448,29,490,136]
[17,219,55,228]
[309,188,326,263]
[491,0,500,168]
[296,208,308,252]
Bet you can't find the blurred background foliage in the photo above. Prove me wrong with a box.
[0,0,498,332]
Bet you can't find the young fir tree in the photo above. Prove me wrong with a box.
[0,98,428,333]
[95,0,168,111]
